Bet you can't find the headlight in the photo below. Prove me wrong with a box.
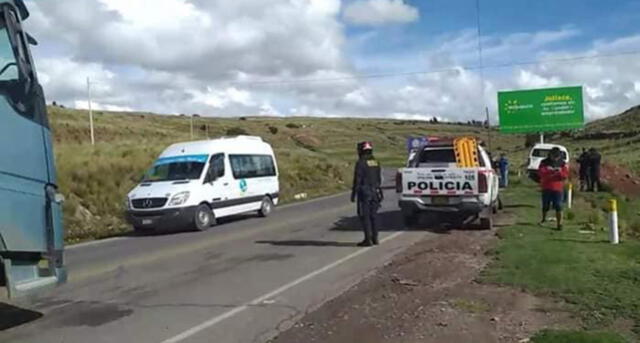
[169,191,190,206]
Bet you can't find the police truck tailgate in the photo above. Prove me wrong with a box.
[401,168,479,196]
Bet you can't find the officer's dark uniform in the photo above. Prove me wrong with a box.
[351,142,383,247]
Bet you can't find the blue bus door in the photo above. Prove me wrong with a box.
[0,1,65,298]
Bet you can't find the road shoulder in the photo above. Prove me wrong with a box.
[269,210,573,343]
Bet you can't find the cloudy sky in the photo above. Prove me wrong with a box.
[25,0,640,121]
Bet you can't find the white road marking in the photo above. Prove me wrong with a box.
[159,231,404,343]
[66,237,127,250]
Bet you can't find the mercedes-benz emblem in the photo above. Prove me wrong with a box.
[143,199,153,208]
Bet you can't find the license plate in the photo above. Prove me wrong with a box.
[432,197,448,205]
[142,219,153,225]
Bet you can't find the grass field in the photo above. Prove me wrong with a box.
[49,105,640,244]
[49,106,521,242]
[483,176,640,342]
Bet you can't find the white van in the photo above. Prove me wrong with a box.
[126,136,279,232]
[527,143,569,182]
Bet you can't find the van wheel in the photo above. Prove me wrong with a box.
[258,197,273,217]
[194,204,214,231]
[480,217,493,230]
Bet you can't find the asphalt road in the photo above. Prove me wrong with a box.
[1,180,432,343]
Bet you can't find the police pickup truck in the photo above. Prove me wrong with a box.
[396,137,499,229]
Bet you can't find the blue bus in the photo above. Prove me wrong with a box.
[0,0,66,298]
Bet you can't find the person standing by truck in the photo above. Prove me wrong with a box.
[351,141,383,247]
[498,153,509,188]
[538,147,569,230]
[577,148,590,191]
[587,147,602,192]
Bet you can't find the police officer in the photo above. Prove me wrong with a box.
[351,141,383,247]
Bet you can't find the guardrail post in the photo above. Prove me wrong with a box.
[567,183,573,209]
[609,199,619,244]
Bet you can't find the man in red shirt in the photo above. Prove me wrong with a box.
[538,147,569,230]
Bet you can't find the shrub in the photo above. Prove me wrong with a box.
[226,127,248,136]
[285,123,300,129]
[268,126,279,135]
[598,182,613,193]
[587,211,603,226]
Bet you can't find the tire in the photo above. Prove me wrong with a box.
[402,210,418,227]
[194,204,214,231]
[258,197,274,218]
[480,217,493,230]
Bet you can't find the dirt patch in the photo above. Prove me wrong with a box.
[270,213,573,343]
[600,162,640,198]
[291,133,322,151]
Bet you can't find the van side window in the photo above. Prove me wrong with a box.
[229,154,276,179]
[209,153,225,178]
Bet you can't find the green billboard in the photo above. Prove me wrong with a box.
[498,86,584,133]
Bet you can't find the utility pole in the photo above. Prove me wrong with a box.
[87,77,95,145]
[485,107,492,152]
[190,115,194,139]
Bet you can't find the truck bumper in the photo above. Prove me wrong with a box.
[399,199,484,215]
[126,206,197,231]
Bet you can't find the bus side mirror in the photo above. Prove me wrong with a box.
[26,33,38,46]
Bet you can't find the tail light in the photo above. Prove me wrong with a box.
[395,171,402,193]
[478,171,488,193]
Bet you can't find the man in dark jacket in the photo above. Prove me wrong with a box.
[351,141,383,247]
[538,147,569,230]
[587,148,602,192]
[577,148,590,191]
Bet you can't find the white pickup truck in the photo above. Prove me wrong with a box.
[396,139,500,229]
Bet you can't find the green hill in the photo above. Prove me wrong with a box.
[546,105,640,174]
[49,106,519,243]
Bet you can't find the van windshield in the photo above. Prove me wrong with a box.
[142,154,208,182]
[532,149,567,159]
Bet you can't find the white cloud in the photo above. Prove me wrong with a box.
[22,0,640,123]
[343,0,419,26]
[515,70,562,89]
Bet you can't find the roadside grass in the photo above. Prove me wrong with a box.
[50,107,521,242]
[483,177,640,341]
[532,330,628,343]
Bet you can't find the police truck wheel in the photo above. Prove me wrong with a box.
[194,204,214,231]
[402,210,418,227]
[480,217,493,230]
[258,197,273,217]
